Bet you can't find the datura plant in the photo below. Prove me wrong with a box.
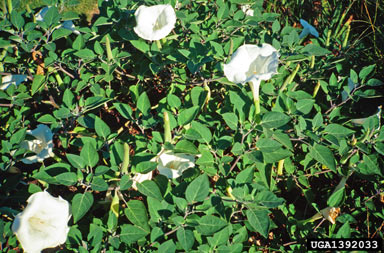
[1,0,383,252]
[11,191,70,253]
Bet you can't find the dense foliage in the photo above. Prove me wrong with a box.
[1,0,383,252]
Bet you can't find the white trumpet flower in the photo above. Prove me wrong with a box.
[133,4,176,41]
[299,19,319,39]
[224,44,279,119]
[1,74,27,90]
[12,191,71,253]
[157,151,196,179]
[131,171,153,190]
[21,124,54,164]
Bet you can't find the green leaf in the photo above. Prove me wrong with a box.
[136,161,157,174]
[174,140,199,154]
[66,154,85,169]
[80,142,99,168]
[366,78,383,86]
[74,49,96,59]
[256,138,282,152]
[42,7,60,27]
[130,40,150,53]
[324,124,355,138]
[63,89,75,109]
[120,224,149,244]
[137,92,151,116]
[310,144,336,172]
[137,181,163,201]
[167,94,181,108]
[359,64,375,82]
[52,28,72,41]
[113,103,133,120]
[177,228,194,251]
[31,75,46,95]
[246,209,270,238]
[327,187,345,207]
[222,112,238,130]
[158,240,176,253]
[301,44,331,56]
[261,112,290,128]
[91,177,109,191]
[72,192,94,223]
[10,128,27,145]
[235,167,254,184]
[197,215,227,235]
[191,121,212,143]
[263,148,292,163]
[186,174,209,203]
[95,116,111,139]
[256,191,284,208]
[178,106,200,126]
[358,154,382,176]
[73,34,85,50]
[124,200,150,232]
[11,11,24,30]
[56,172,77,186]
[296,99,314,114]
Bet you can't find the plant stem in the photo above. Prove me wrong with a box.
[249,79,261,123]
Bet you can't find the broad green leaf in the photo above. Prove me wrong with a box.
[327,187,345,207]
[63,89,75,109]
[72,192,94,223]
[263,148,292,163]
[246,209,270,238]
[158,240,176,253]
[95,116,111,139]
[191,121,212,143]
[167,94,181,108]
[301,44,331,56]
[178,106,200,126]
[10,128,27,145]
[11,11,24,30]
[137,180,163,201]
[130,40,150,53]
[186,174,209,203]
[197,215,227,235]
[66,154,85,169]
[256,138,282,152]
[235,167,254,184]
[74,49,96,59]
[222,112,238,130]
[359,64,375,82]
[72,34,85,50]
[261,112,290,128]
[296,99,314,114]
[42,7,60,27]
[124,200,150,232]
[137,92,151,116]
[31,75,45,95]
[80,142,99,168]
[91,177,109,191]
[56,172,77,186]
[113,103,133,120]
[208,225,231,247]
[52,28,72,41]
[324,124,355,137]
[358,154,382,176]
[120,224,149,244]
[256,191,284,208]
[177,228,194,251]
[310,144,336,172]
[174,140,199,154]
